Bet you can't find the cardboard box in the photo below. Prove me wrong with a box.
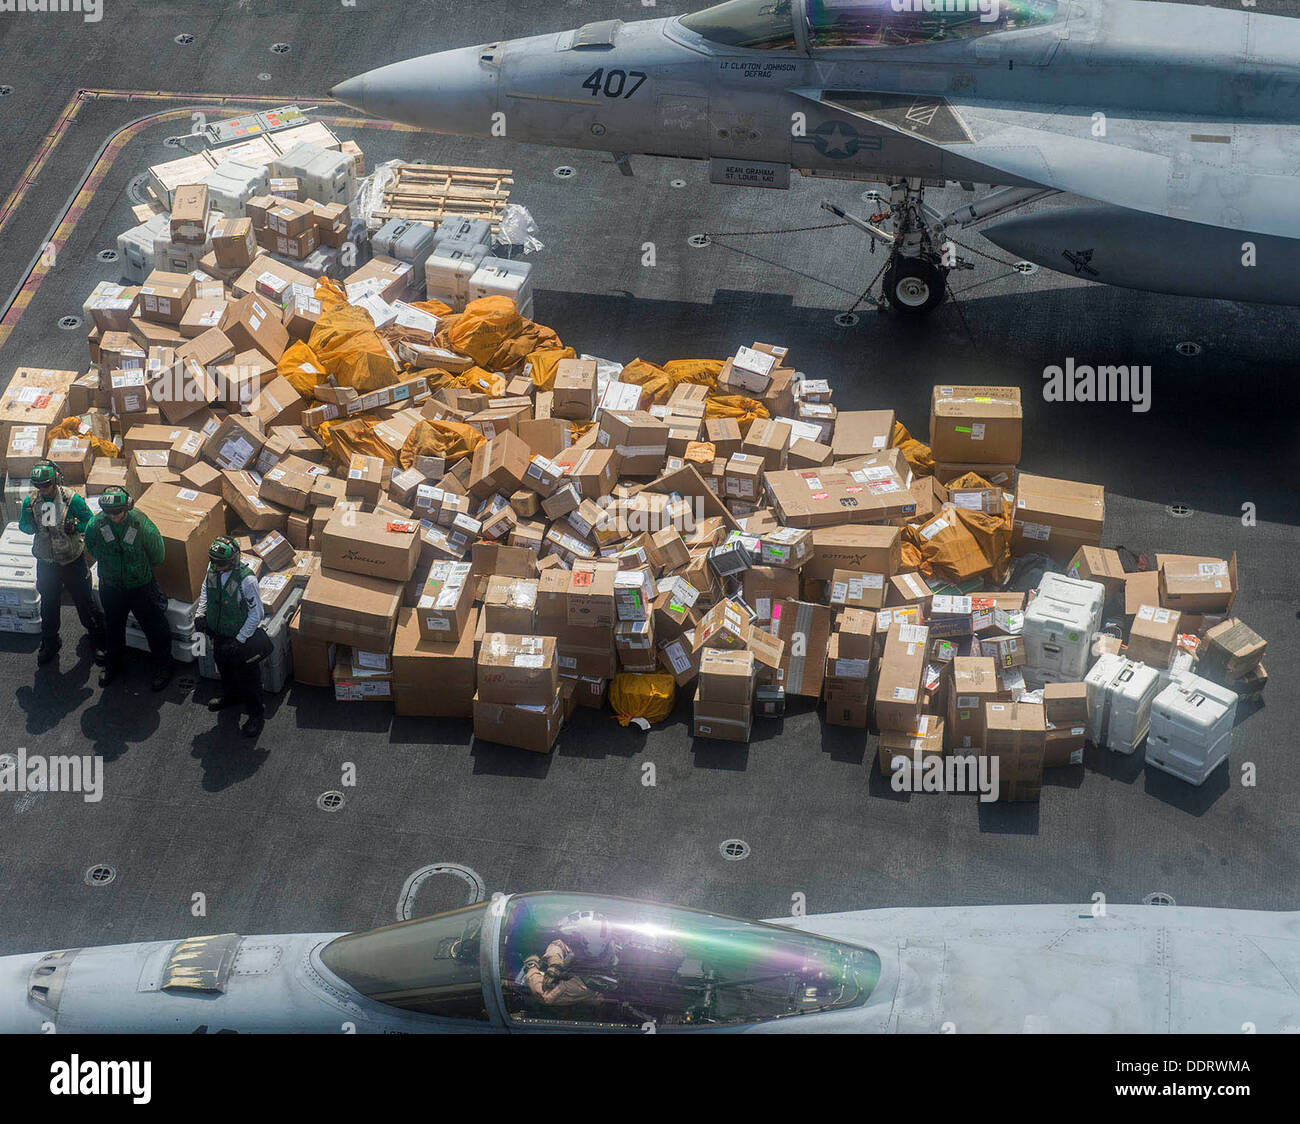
[692,691,753,742]
[135,482,226,602]
[697,597,753,651]
[1067,546,1126,602]
[1127,604,1181,666]
[597,410,669,476]
[772,599,833,699]
[468,430,531,498]
[947,656,1000,750]
[983,701,1046,802]
[806,525,901,581]
[765,466,915,528]
[741,418,790,471]
[1043,681,1088,725]
[482,575,538,633]
[392,606,477,718]
[563,560,617,628]
[822,633,870,702]
[5,424,46,476]
[831,409,894,461]
[473,686,564,753]
[878,715,946,779]
[829,568,887,610]
[1197,618,1266,680]
[930,385,1022,464]
[697,648,755,705]
[416,560,475,641]
[204,412,264,470]
[322,510,420,581]
[220,294,290,362]
[170,184,209,245]
[249,376,306,428]
[298,567,402,650]
[289,615,336,687]
[138,270,195,326]
[874,621,929,731]
[333,652,395,701]
[477,633,559,706]
[1159,554,1237,614]
[212,217,257,270]
[1012,473,1105,561]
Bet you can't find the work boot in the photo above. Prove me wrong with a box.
[207,695,240,712]
[241,714,264,739]
[98,662,121,688]
[150,661,175,693]
[36,637,61,666]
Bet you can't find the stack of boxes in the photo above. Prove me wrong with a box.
[0,129,1266,798]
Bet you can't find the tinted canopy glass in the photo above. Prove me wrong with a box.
[321,903,489,1020]
[681,0,800,50]
[806,0,1059,48]
[499,892,880,1028]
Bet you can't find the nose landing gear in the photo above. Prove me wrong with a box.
[882,255,948,315]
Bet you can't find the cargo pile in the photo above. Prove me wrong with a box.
[0,126,1265,791]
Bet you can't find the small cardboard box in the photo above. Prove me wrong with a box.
[1067,546,1126,601]
[477,633,560,706]
[5,424,46,476]
[1127,604,1181,666]
[1198,618,1266,680]
[829,568,887,610]
[878,714,946,780]
[482,575,539,634]
[321,510,420,581]
[947,656,1000,750]
[697,648,755,705]
[170,184,209,245]
[138,270,195,326]
[473,686,564,753]
[874,621,929,731]
[772,599,833,699]
[417,560,475,642]
[1158,554,1237,614]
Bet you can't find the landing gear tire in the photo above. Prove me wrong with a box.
[883,257,947,315]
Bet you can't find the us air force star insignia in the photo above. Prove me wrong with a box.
[812,120,861,158]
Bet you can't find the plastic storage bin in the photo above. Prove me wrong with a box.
[0,521,40,631]
[434,216,493,248]
[468,257,534,318]
[203,158,271,218]
[1023,572,1105,684]
[116,214,171,284]
[271,142,356,206]
[1084,652,1162,754]
[1145,674,1238,785]
[373,219,438,269]
[424,238,492,309]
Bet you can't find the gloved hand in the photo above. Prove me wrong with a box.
[63,516,78,533]
[193,618,210,636]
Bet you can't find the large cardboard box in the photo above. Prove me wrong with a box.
[473,686,564,753]
[772,599,833,699]
[930,385,1022,464]
[830,409,895,461]
[288,614,336,687]
[1011,472,1105,561]
[298,568,402,650]
[764,465,915,527]
[697,649,755,705]
[135,482,227,602]
[596,410,669,476]
[477,633,560,706]
[1158,554,1237,614]
[1067,545,1126,602]
[947,656,1000,751]
[321,509,420,580]
[468,430,530,498]
[0,368,75,445]
[983,701,1046,802]
[5,424,46,477]
[874,621,929,731]
[392,606,477,718]
[878,715,945,779]
[806,525,901,581]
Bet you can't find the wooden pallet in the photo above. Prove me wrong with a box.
[372,163,513,232]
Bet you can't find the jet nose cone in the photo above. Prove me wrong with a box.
[330,46,500,137]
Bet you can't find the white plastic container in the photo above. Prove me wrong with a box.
[271,142,356,206]
[1084,652,1162,754]
[373,219,439,270]
[203,158,271,218]
[0,524,40,628]
[1022,572,1105,682]
[468,257,534,313]
[1145,674,1238,785]
[424,238,492,309]
[434,216,493,248]
[116,214,171,283]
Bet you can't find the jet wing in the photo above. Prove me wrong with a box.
[798,90,1300,241]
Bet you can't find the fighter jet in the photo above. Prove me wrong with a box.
[3,891,1298,1031]
[331,0,1300,313]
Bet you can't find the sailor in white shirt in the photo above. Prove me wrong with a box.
[193,536,268,738]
